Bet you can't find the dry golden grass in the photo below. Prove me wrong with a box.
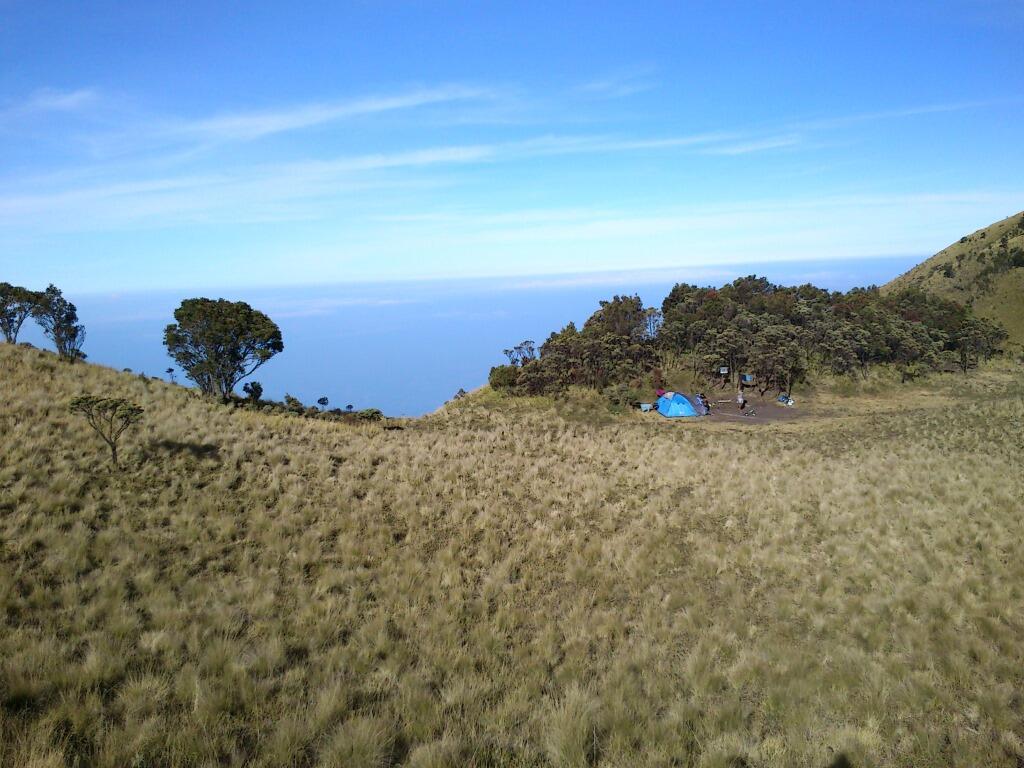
[1,342,1023,767]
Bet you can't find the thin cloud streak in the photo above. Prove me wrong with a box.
[701,134,802,155]
[263,297,414,319]
[2,132,1012,231]
[324,192,1022,273]
[0,87,1016,238]
[577,67,658,99]
[784,97,1022,132]
[0,132,741,227]
[166,85,494,142]
[0,87,98,124]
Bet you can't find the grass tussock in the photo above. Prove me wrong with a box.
[1,343,1024,766]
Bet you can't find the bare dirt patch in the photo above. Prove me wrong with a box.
[704,394,808,424]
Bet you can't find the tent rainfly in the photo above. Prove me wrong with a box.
[656,392,707,418]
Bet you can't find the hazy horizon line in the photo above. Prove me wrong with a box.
[66,252,926,300]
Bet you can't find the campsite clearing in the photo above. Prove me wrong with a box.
[644,391,808,424]
[704,394,807,424]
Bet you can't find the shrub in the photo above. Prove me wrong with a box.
[488,364,520,391]
[243,381,263,402]
[355,408,383,422]
[603,382,633,407]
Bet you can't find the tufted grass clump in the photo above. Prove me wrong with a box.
[1,342,1023,766]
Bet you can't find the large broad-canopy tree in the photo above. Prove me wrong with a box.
[164,298,283,399]
[0,282,41,344]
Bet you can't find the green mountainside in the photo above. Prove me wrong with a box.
[884,211,1024,347]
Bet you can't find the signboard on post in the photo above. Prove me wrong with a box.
[719,367,729,375]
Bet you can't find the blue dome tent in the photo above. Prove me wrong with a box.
[656,392,706,418]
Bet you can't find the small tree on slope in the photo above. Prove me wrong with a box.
[69,395,144,468]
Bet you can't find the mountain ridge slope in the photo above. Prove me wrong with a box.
[883,210,1024,346]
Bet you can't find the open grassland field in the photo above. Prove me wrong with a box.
[884,211,1024,347]
[2,343,1024,767]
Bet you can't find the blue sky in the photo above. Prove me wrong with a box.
[1,0,1023,294]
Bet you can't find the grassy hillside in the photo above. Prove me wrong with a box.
[884,211,1024,346]
[2,343,1024,767]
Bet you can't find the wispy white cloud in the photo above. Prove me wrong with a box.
[1,83,1017,249]
[4,122,1014,233]
[785,97,1021,132]
[540,133,738,153]
[503,269,703,290]
[337,192,1024,263]
[262,296,413,318]
[166,85,493,142]
[701,134,802,155]
[578,67,658,99]
[0,87,98,124]
[26,88,97,111]
[373,207,621,226]
[0,131,740,228]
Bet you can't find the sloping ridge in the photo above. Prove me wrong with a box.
[883,210,1024,347]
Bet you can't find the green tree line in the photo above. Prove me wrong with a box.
[490,277,1007,399]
